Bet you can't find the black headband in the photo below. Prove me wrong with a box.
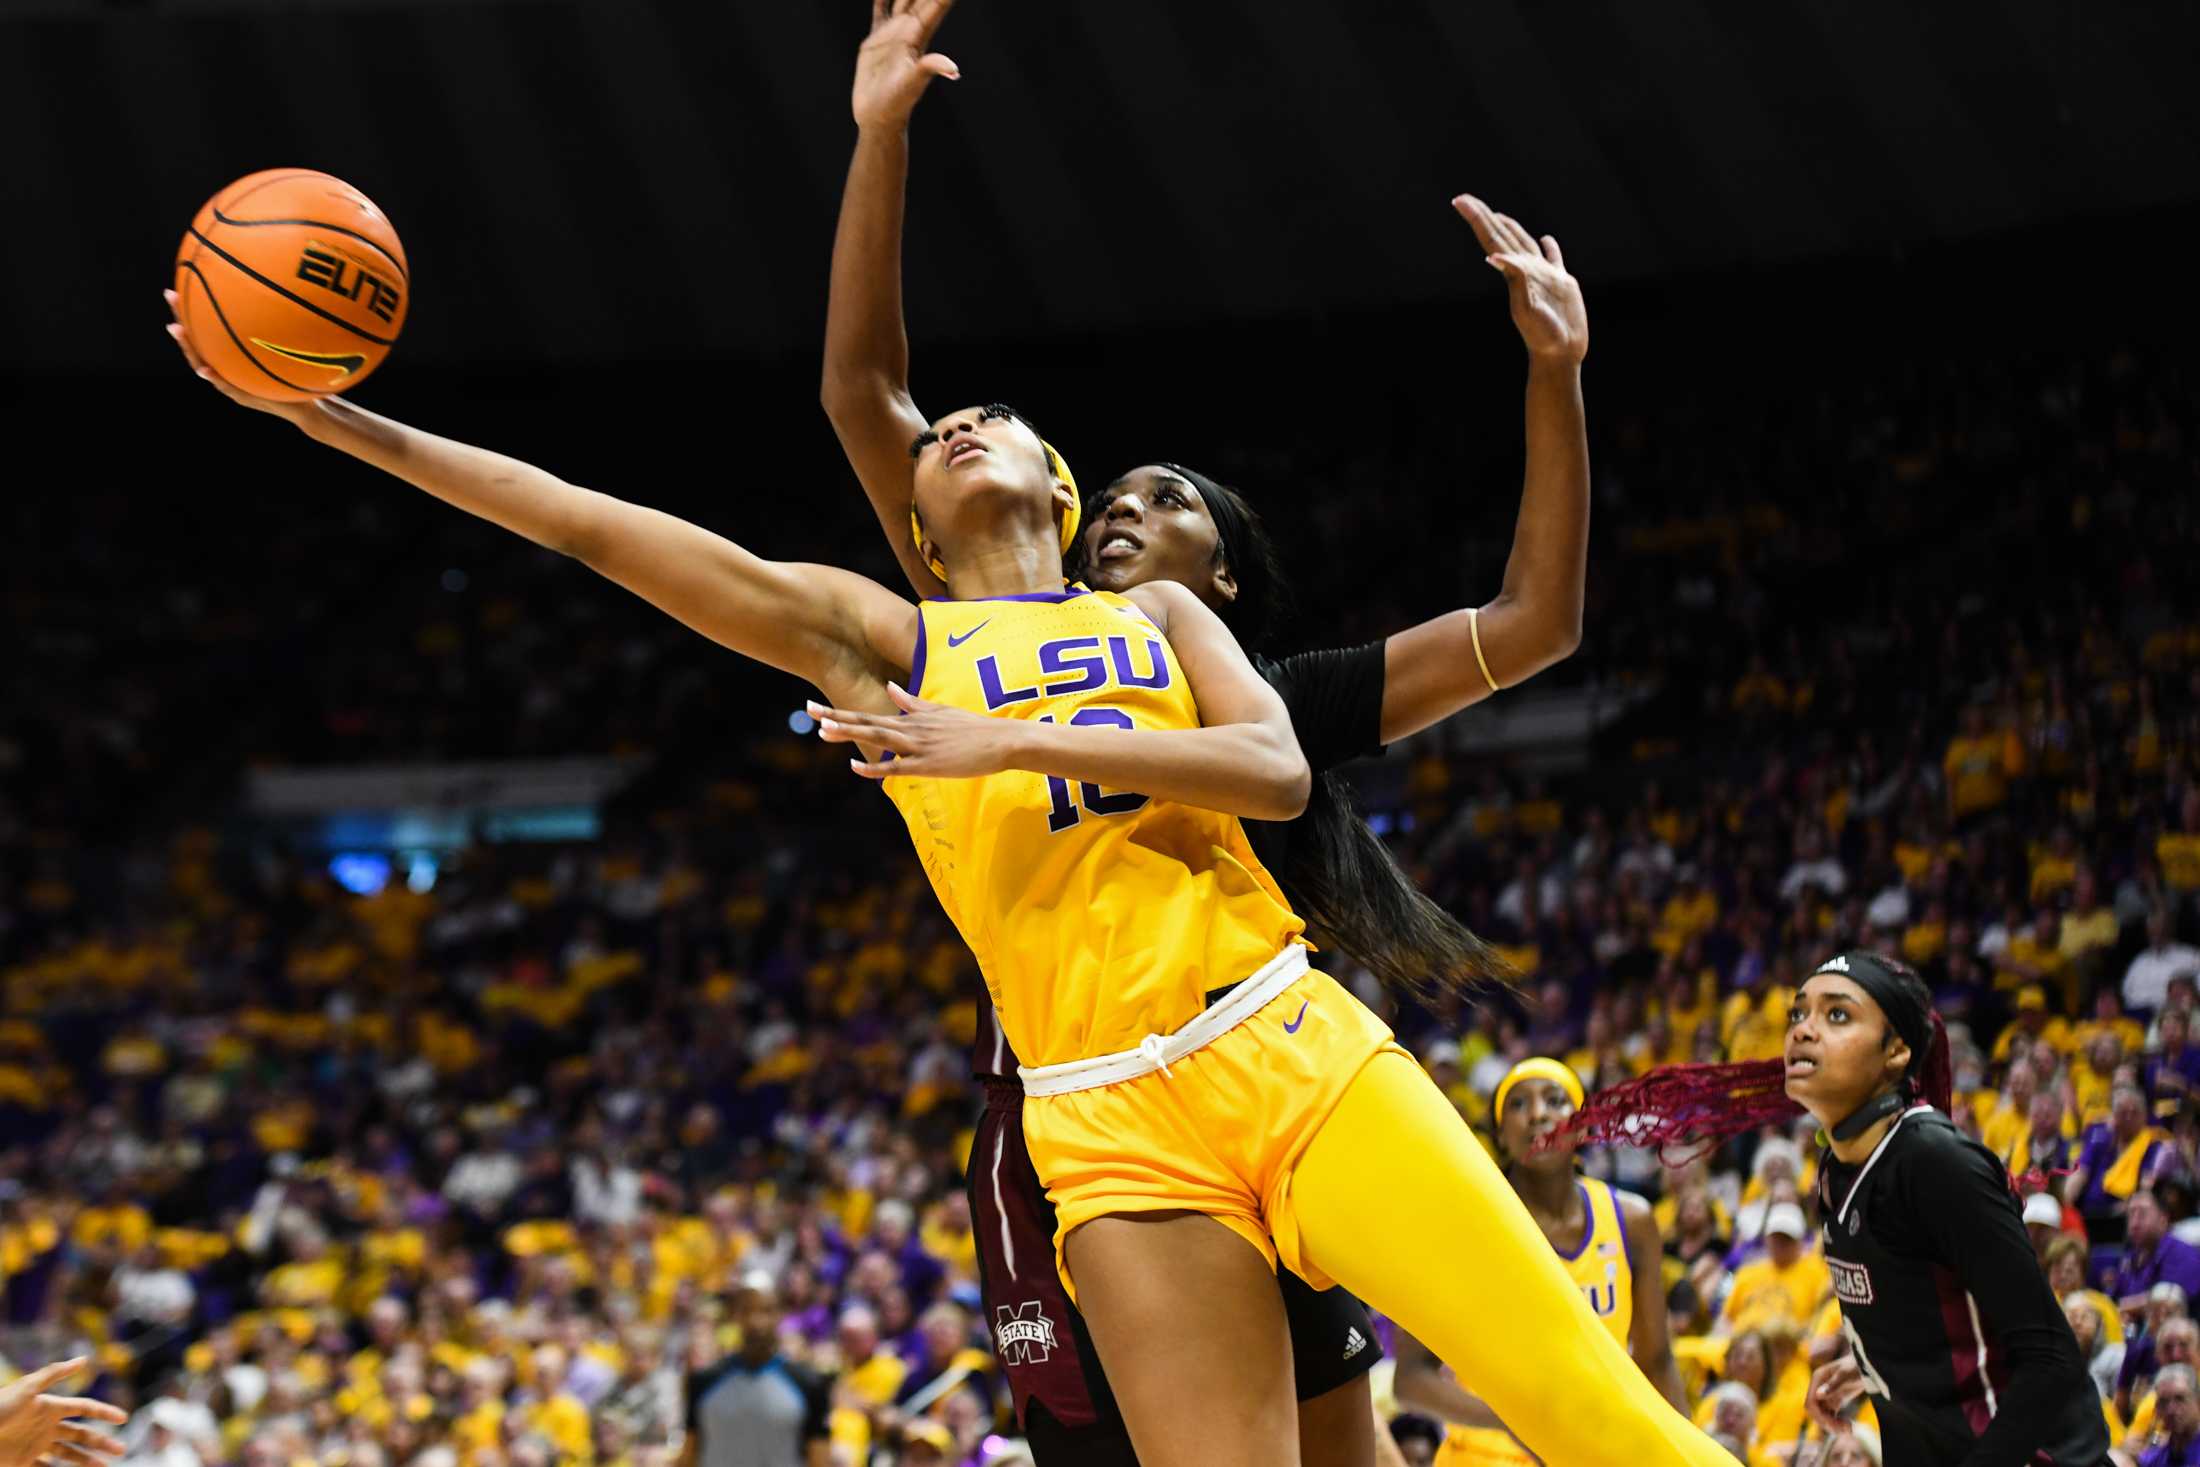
[1812,951,1928,1065]
[1811,950,1951,1139]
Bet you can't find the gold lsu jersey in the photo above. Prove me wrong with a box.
[881,589,1305,1069]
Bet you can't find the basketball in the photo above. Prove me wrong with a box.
[173,169,408,402]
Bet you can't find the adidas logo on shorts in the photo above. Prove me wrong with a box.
[1343,1327,1368,1360]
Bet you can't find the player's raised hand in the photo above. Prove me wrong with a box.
[0,1358,126,1467]
[162,290,322,426]
[852,0,961,132]
[809,683,1019,780]
[1453,195,1587,367]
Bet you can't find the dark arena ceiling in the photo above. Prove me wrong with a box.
[5,0,2197,372]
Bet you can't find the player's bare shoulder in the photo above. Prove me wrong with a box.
[1121,579,1200,637]
[1615,1187,1659,1248]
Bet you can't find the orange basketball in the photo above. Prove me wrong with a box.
[174,169,409,403]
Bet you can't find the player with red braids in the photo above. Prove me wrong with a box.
[1555,952,2109,1467]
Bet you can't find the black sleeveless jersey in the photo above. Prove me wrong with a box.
[1817,1107,2108,1467]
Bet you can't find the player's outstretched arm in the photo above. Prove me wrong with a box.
[1377,195,1590,744]
[820,0,960,600]
[810,583,1309,821]
[167,295,912,702]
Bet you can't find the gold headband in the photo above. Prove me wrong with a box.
[1493,1056,1586,1120]
[911,439,1081,582]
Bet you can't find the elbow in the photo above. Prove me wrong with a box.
[1514,601,1583,675]
[1263,748,1312,822]
[818,371,855,423]
[1549,609,1584,661]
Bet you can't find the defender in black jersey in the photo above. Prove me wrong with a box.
[1794,953,2110,1467]
[966,640,1398,1466]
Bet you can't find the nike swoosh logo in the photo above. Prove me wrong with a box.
[946,619,993,649]
[251,337,366,378]
[1282,1000,1310,1034]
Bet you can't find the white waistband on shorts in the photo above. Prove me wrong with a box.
[1016,943,1311,1098]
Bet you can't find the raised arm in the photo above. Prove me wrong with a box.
[819,0,960,599]
[1377,195,1590,744]
[811,581,1309,821]
[167,295,912,708]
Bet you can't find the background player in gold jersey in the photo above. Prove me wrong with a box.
[1395,1059,1684,1464]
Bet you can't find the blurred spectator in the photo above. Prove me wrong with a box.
[1700,1382,1759,1463]
[2114,1193,2200,1309]
[2124,1317,2199,1444]
[687,1273,832,1467]
[2025,1192,2070,1257]
[2132,912,2200,1017]
[2071,1091,2178,1236]
[1719,1206,1827,1337]
[1389,1414,1441,1466]
[2135,1362,2200,1467]
[2066,1292,2128,1404]
[2120,1287,2194,1423]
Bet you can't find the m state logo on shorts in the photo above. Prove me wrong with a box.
[995,1301,1059,1365]
[1830,1256,1875,1306]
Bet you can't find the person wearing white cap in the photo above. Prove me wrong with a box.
[1736,1138,1807,1243]
[1719,1202,1829,1338]
[2024,1191,2071,1257]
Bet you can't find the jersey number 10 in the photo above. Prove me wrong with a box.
[1038,709,1151,832]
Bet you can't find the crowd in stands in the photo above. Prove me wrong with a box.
[0,343,2194,1466]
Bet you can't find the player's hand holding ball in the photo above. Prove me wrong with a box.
[168,169,407,412]
[166,289,319,427]
[1454,193,1587,367]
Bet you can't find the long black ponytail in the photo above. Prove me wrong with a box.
[1078,464,1510,1001]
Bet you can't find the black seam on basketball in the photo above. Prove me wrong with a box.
[217,171,327,212]
[176,258,321,397]
[186,225,396,347]
[209,209,408,285]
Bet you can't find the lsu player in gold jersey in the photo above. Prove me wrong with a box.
[1396,1059,1685,1464]
[169,298,1730,1467]
[819,6,1597,1466]
[786,5,1732,1465]
[168,17,1723,1465]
